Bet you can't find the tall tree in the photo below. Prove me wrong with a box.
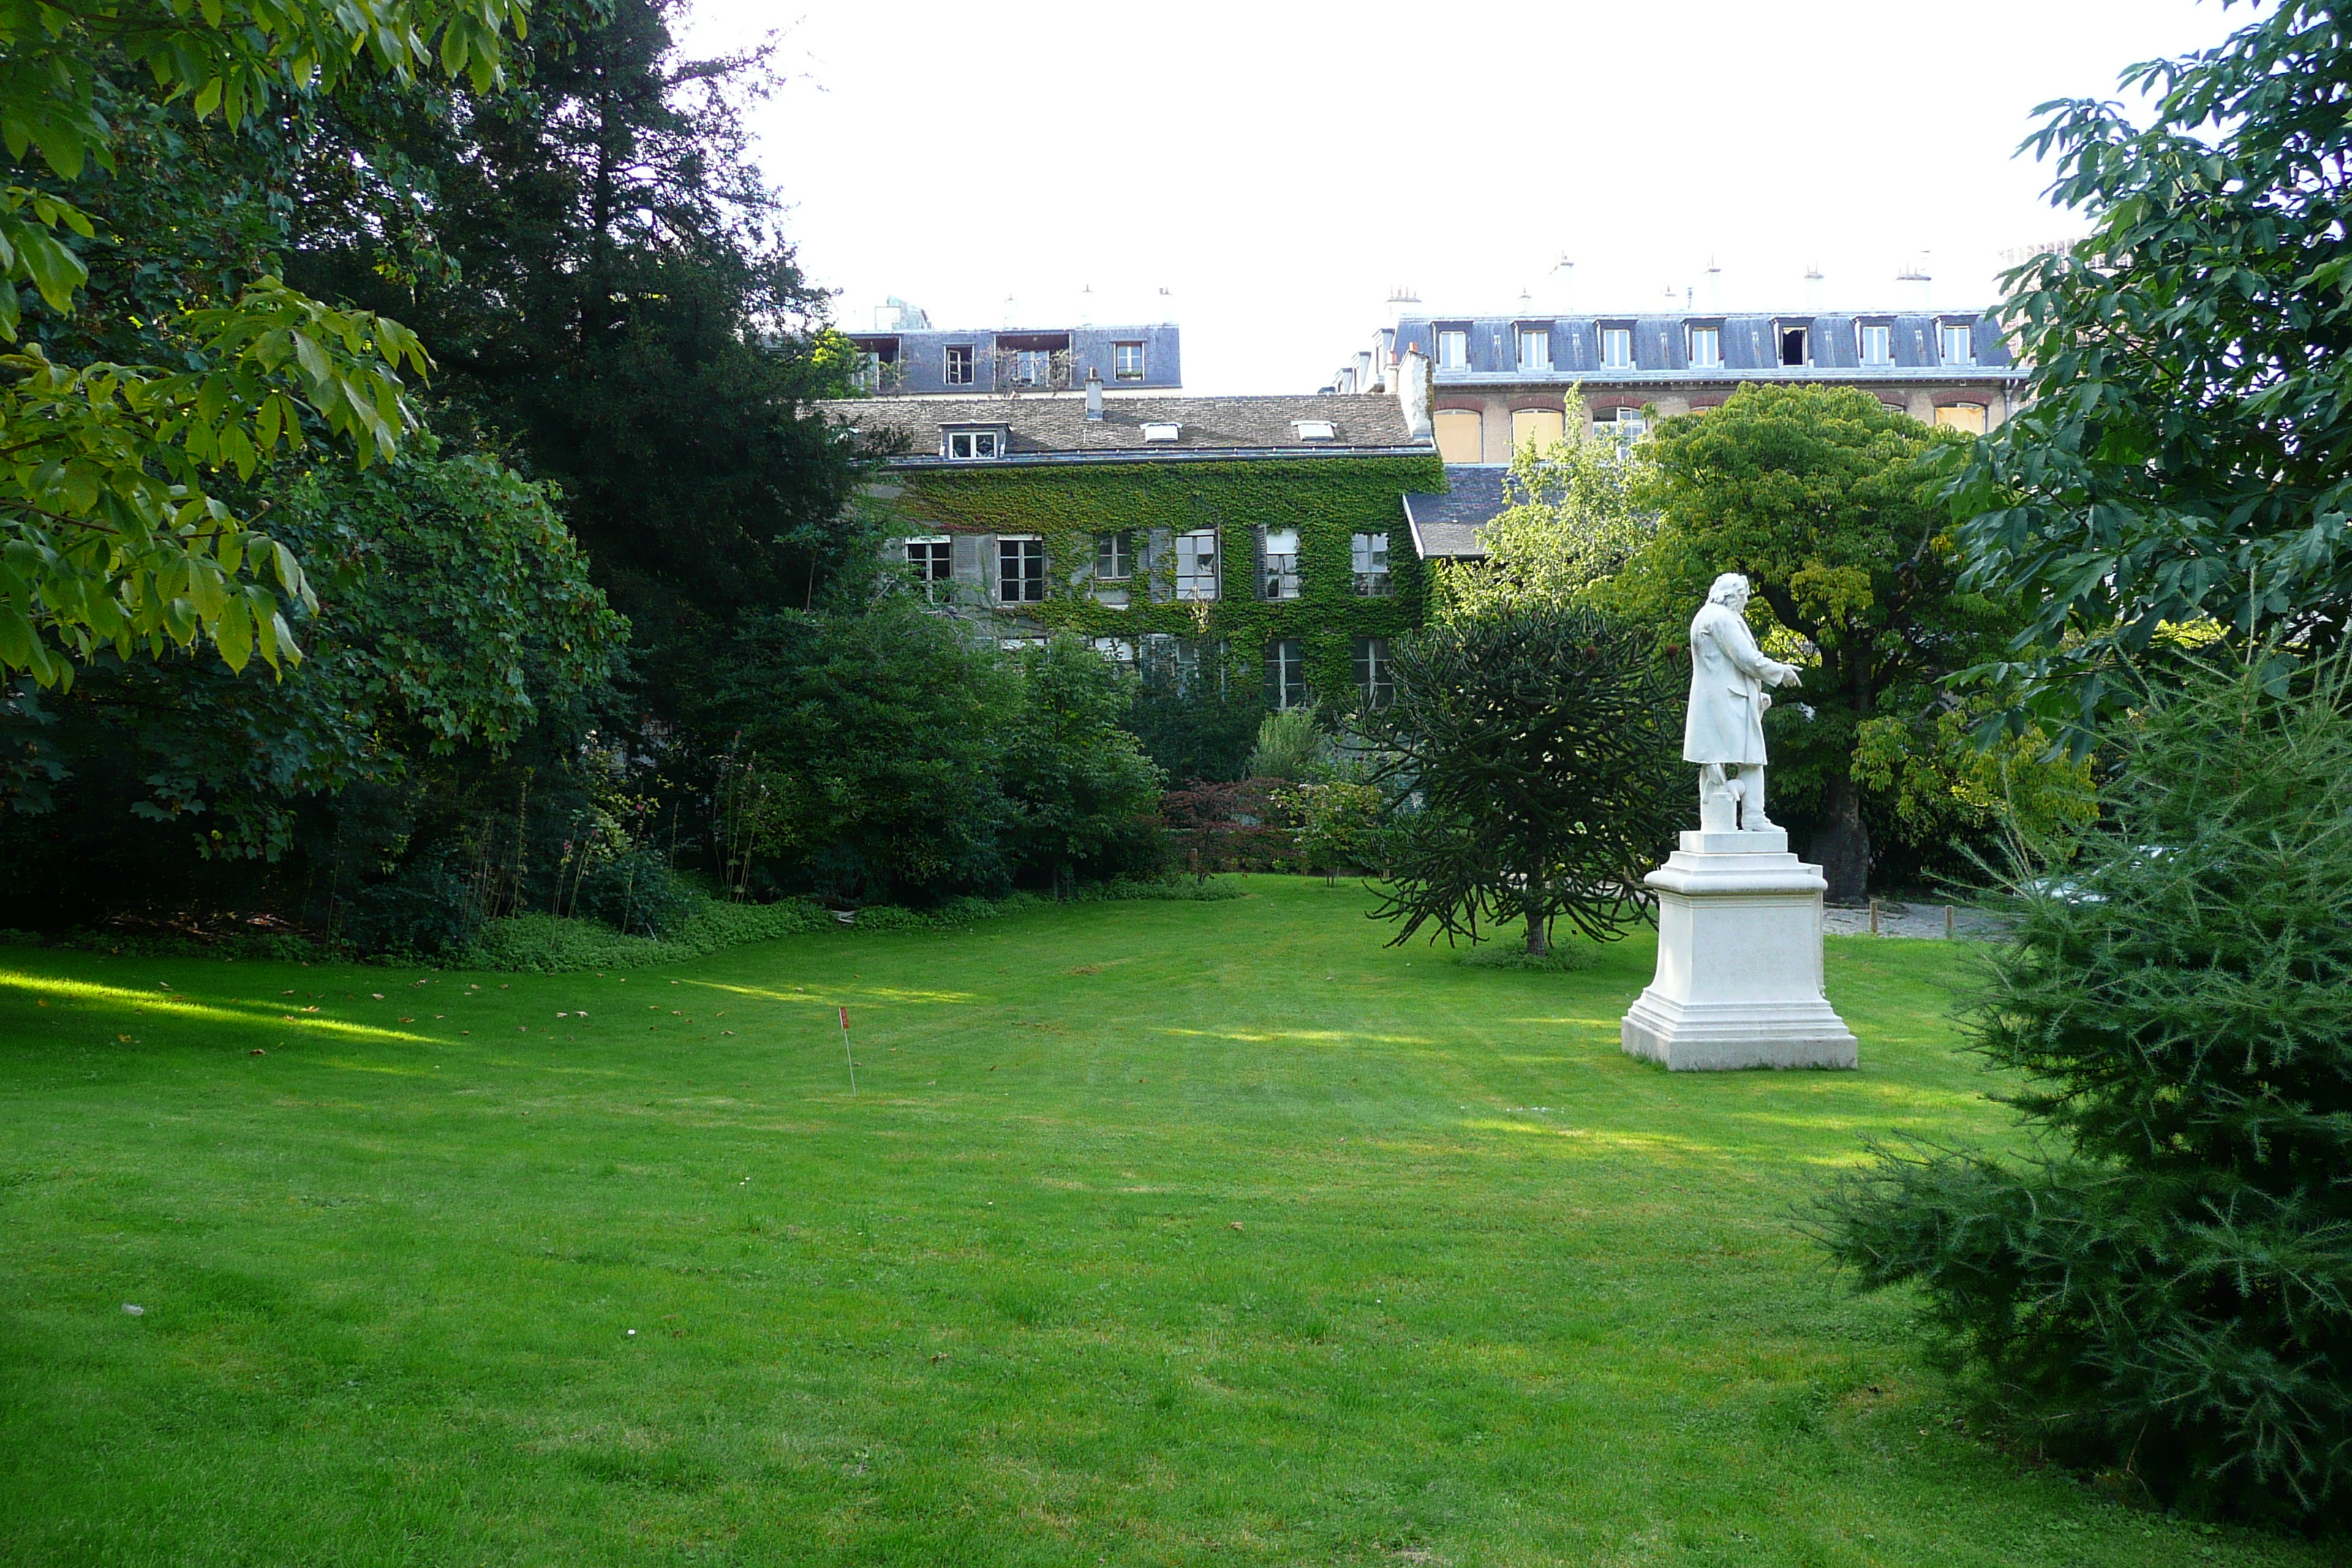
[286,0,870,706]
[1367,607,1681,957]
[1610,385,2015,901]
[1954,1,2352,750]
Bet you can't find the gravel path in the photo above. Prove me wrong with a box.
[1823,901,2006,940]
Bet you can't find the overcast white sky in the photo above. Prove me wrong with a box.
[679,0,2258,394]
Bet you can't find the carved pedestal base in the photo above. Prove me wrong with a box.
[1620,829,1858,1071]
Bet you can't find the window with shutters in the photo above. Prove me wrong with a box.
[1509,408,1564,451]
[1433,408,1483,463]
[1262,529,1300,600]
[1352,532,1391,597]
[1354,636,1393,707]
[998,537,1046,603]
[1175,529,1218,601]
[1265,639,1307,711]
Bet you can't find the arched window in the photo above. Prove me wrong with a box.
[1509,407,1565,452]
[1433,409,1485,463]
[1935,403,1987,434]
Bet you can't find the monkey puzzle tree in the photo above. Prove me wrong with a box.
[1366,606,1681,958]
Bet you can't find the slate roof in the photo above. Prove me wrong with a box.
[823,393,1429,464]
[1401,465,1512,559]
[1395,309,2024,382]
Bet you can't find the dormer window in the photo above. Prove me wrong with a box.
[1777,324,1810,366]
[1940,321,1977,365]
[1859,322,1893,366]
[1686,325,1722,369]
[1113,341,1146,380]
[1142,422,1182,443]
[1516,326,1553,372]
[944,426,1006,460]
[1436,329,1469,369]
[1599,326,1635,370]
[1292,419,1337,441]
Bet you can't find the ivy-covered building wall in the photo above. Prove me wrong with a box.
[878,453,1447,712]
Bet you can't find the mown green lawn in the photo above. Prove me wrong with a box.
[0,879,2321,1567]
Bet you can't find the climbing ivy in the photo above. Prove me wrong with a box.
[887,456,1444,710]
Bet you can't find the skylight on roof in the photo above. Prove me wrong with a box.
[1293,419,1338,441]
[1141,422,1181,443]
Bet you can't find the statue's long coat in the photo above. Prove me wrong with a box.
[1683,600,1781,765]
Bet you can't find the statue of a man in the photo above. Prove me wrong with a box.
[1685,572,1803,832]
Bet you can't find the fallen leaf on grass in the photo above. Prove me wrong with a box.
[1229,1221,1245,1231]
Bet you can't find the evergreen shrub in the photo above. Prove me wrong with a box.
[1812,657,2352,1529]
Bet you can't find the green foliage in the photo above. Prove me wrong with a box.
[1953,4,2352,751]
[701,603,1018,904]
[1275,779,1385,880]
[0,448,625,932]
[1454,941,1598,973]
[1124,644,1265,783]
[1245,707,1327,782]
[1433,430,1654,621]
[890,457,1439,710]
[1368,606,1682,957]
[998,637,1168,894]
[1850,704,2097,851]
[284,0,871,711]
[1813,656,2352,1527]
[0,0,528,686]
[1610,385,2024,899]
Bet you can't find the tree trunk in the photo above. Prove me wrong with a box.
[1811,774,1872,904]
[1523,903,1549,957]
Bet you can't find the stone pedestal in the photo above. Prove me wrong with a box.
[1620,827,1858,1071]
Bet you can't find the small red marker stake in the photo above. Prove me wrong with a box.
[838,1005,856,1095]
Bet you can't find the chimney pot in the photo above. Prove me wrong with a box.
[1084,369,1104,421]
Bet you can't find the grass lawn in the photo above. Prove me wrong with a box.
[0,878,2323,1567]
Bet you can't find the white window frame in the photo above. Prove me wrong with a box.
[1517,328,1552,372]
[1262,528,1300,601]
[904,536,951,587]
[1174,529,1219,601]
[1599,326,1634,370]
[1940,323,1977,365]
[1436,329,1469,370]
[1090,636,1137,671]
[1112,341,1145,380]
[945,429,1002,461]
[1354,636,1393,708]
[998,535,1046,603]
[943,344,974,385]
[1095,529,1134,581]
[1686,325,1722,369]
[1265,638,1307,711]
[1859,323,1893,366]
[1352,531,1391,597]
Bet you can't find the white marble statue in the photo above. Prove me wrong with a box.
[1684,572,1803,834]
